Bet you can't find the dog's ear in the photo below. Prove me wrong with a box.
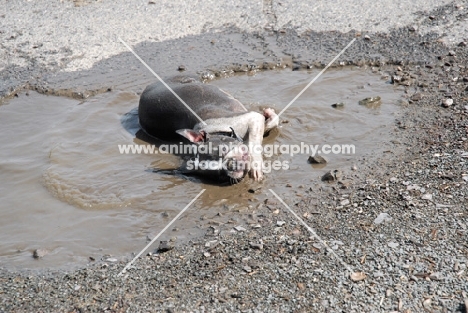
[176,129,206,143]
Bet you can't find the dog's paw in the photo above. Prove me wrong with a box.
[263,108,279,132]
[249,155,264,181]
[263,107,276,119]
[250,167,263,181]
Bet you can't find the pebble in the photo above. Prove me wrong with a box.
[177,65,186,71]
[234,226,247,232]
[359,96,381,106]
[340,199,350,206]
[387,242,399,248]
[322,170,342,182]
[429,272,443,281]
[350,272,367,282]
[331,102,345,108]
[249,242,263,250]
[308,155,327,164]
[374,213,392,225]
[421,193,433,201]
[442,98,453,107]
[157,241,174,252]
[276,221,285,227]
[33,249,48,259]
[411,92,423,101]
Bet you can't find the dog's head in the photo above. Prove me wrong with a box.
[176,129,250,184]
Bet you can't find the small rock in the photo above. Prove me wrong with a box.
[297,282,306,290]
[459,41,467,47]
[338,180,351,189]
[442,98,453,108]
[389,177,398,183]
[322,170,342,182]
[364,34,370,40]
[423,298,432,309]
[331,102,345,108]
[350,272,367,281]
[359,96,381,107]
[388,242,399,248]
[308,155,327,164]
[234,225,247,232]
[205,240,218,248]
[448,50,456,56]
[157,241,173,252]
[374,213,392,225]
[203,252,211,257]
[421,194,433,201]
[429,272,443,281]
[177,65,186,71]
[463,175,468,182]
[411,92,423,101]
[392,75,402,83]
[249,242,263,250]
[277,221,286,227]
[340,199,350,206]
[106,258,118,263]
[33,249,48,259]
[243,266,252,273]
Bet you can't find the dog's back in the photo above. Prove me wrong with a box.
[138,76,246,141]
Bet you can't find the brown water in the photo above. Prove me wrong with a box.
[0,68,402,270]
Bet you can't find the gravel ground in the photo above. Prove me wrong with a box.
[1,0,468,312]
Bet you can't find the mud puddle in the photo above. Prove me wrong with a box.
[0,68,403,270]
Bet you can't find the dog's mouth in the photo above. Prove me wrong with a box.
[223,157,248,184]
[222,149,250,184]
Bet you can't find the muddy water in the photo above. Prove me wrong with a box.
[0,68,402,270]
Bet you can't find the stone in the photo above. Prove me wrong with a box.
[374,213,392,225]
[359,96,381,107]
[308,155,327,164]
[234,225,246,232]
[33,249,48,259]
[411,92,423,101]
[421,194,433,201]
[157,241,174,253]
[322,170,342,182]
[350,272,367,281]
[442,98,453,108]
